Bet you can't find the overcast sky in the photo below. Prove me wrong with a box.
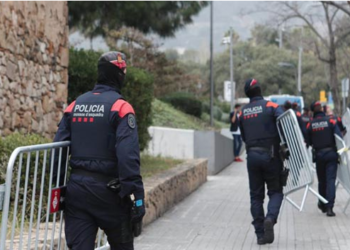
[69,1,273,54]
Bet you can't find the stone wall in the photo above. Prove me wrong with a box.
[0,2,69,137]
[143,158,208,226]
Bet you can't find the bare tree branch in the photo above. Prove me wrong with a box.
[314,41,331,63]
[281,2,329,47]
[335,29,350,47]
[324,1,350,16]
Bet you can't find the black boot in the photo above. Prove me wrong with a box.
[326,207,336,217]
[263,218,275,244]
[257,237,266,245]
[318,202,327,213]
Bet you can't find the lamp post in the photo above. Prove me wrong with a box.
[209,1,214,126]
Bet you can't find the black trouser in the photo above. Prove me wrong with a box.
[315,150,338,208]
[247,150,283,238]
[65,174,133,250]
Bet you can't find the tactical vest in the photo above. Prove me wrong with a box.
[70,91,122,161]
[240,99,278,147]
[310,117,335,150]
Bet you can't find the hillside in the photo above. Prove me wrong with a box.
[151,99,229,130]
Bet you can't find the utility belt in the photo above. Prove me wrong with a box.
[71,168,116,183]
[248,146,275,159]
[312,147,336,162]
[315,147,336,153]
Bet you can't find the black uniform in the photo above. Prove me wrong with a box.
[329,114,347,135]
[307,112,342,211]
[54,52,144,250]
[239,96,284,240]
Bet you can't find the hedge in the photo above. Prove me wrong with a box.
[0,133,50,219]
[160,92,202,118]
[69,49,154,150]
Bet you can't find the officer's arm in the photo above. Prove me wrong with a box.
[331,119,343,138]
[112,100,144,201]
[337,117,347,135]
[52,101,74,185]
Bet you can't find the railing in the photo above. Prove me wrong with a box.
[0,141,109,250]
[277,109,327,211]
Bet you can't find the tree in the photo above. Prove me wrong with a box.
[265,2,350,114]
[68,1,208,38]
[324,1,350,17]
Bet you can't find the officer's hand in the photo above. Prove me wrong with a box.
[131,199,146,223]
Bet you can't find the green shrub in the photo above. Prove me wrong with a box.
[201,102,223,121]
[160,92,202,118]
[0,133,50,220]
[122,67,154,150]
[68,48,154,150]
[221,112,230,123]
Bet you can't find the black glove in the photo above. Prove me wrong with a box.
[131,199,145,237]
[131,199,146,223]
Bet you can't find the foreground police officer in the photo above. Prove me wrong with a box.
[307,101,342,217]
[239,79,284,245]
[54,51,145,250]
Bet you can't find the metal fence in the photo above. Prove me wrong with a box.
[277,109,328,211]
[0,141,109,250]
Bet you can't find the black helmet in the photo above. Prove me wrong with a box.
[244,78,261,97]
[97,51,127,91]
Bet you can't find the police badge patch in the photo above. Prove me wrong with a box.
[128,114,136,129]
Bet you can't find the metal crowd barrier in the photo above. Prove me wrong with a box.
[0,141,109,250]
[277,109,328,211]
[342,108,350,147]
[335,134,350,212]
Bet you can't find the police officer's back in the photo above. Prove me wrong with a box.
[307,101,342,217]
[54,51,145,250]
[239,79,284,245]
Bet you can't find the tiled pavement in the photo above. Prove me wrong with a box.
[135,157,350,250]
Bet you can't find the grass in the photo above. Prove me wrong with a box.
[151,99,229,130]
[140,154,183,178]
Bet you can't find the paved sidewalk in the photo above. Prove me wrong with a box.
[135,157,350,250]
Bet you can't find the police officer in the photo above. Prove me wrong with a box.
[284,101,306,137]
[239,79,284,245]
[53,51,145,250]
[307,101,342,217]
[324,105,347,136]
[301,107,312,132]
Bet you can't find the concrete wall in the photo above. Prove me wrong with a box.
[147,126,195,159]
[146,127,236,175]
[143,158,207,226]
[0,2,69,137]
[194,131,234,175]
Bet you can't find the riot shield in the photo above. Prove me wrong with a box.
[277,109,328,211]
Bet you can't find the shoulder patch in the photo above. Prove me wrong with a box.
[127,114,136,129]
[266,101,278,108]
[111,100,135,118]
[64,101,76,113]
[306,122,310,129]
[296,111,301,117]
[329,119,336,125]
[337,117,342,122]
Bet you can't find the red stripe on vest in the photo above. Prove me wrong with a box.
[111,100,135,118]
[64,101,76,113]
